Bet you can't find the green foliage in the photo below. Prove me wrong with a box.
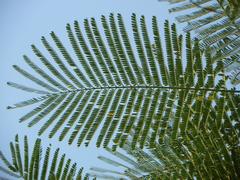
[90,94,240,179]
[0,135,92,180]
[167,0,240,84]
[8,14,239,151]
[4,12,240,179]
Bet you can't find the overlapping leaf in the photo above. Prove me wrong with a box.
[91,93,240,179]
[8,14,239,150]
[166,0,240,84]
[0,135,92,180]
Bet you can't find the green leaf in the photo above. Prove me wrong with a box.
[167,0,240,84]
[0,135,90,180]
[8,14,239,150]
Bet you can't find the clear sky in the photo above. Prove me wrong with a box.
[0,0,184,179]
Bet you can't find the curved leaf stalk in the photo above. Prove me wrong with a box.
[8,14,240,150]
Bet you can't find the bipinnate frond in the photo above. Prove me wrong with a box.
[91,95,240,179]
[0,135,92,180]
[7,14,239,150]
[166,0,240,84]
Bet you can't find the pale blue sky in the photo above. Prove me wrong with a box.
[0,0,185,179]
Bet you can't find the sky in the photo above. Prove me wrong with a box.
[0,0,184,179]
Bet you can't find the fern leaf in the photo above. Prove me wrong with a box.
[8,14,240,150]
[0,136,89,180]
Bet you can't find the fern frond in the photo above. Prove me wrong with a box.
[166,0,240,84]
[92,94,240,179]
[8,14,240,150]
[0,135,90,180]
